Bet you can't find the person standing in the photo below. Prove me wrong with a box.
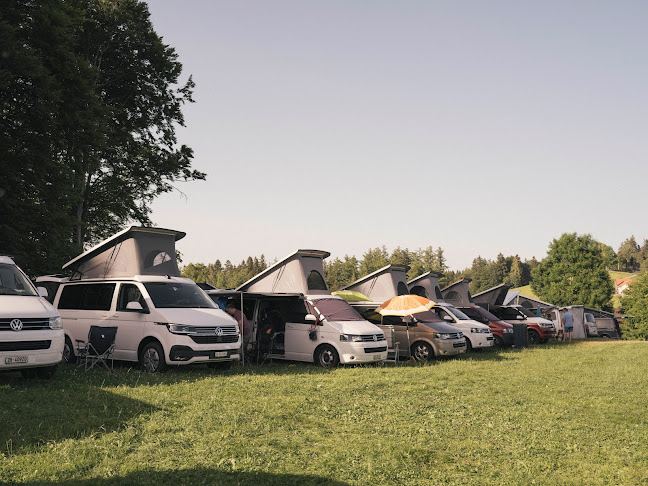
[226,302,252,349]
[562,308,574,342]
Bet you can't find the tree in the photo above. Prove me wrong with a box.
[0,0,203,275]
[531,233,613,310]
[620,272,648,340]
[617,236,640,272]
[358,247,389,276]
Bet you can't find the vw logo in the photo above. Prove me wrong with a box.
[10,319,23,331]
[214,327,223,336]
[373,334,377,342]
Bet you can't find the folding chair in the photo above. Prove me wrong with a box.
[75,326,118,371]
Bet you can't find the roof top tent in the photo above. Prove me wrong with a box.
[342,264,410,302]
[504,291,556,314]
[440,278,473,306]
[62,226,186,280]
[472,283,512,308]
[236,249,331,295]
[407,272,445,302]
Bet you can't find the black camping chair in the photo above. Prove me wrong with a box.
[75,326,118,372]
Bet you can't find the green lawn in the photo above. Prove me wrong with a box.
[2,341,648,485]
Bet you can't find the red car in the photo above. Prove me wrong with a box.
[458,305,514,348]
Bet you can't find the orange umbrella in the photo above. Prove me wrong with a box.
[375,295,436,316]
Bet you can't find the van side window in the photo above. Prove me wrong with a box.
[117,284,147,311]
[287,299,309,323]
[59,284,115,310]
[307,271,328,291]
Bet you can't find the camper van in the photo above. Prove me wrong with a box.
[456,305,514,348]
[210,250,388,367]
[41,227,241,372]
[0,256,64,378]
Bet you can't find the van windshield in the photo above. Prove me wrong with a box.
[311,298,365,321]
[444,306,470,320]
[516,306,537,317]
[144,282,215,309]
[0,263,38,296]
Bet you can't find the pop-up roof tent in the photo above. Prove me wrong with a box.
[407,272,444,301]
[62,226,186,280]
[440,278,473,306]
[342,264,410,302]
[503,291,556,311]
[472,283,512,308]
[236,249,331,295]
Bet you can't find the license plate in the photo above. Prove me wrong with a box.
[373,355,383,361]
[213,351,228,358]
[5,356,28,364]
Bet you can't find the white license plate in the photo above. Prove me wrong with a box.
[5,356,28,364]
[373,355,383,361]
[213,351,228,358]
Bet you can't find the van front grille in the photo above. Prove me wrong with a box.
[453,342,466,348]
[0,340,51,351]
[364,346,387,353]
[360,334,386,342]
[0,318,51,331]
[190,335,239,344]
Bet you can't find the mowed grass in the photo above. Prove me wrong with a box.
[2,341,648,485]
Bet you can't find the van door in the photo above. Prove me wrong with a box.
[110,283,147,361]
[283,298,314,362]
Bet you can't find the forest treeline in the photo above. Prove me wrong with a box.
[181,246,538,294]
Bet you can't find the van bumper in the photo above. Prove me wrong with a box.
[169,345,240,363]
[436,339,466,356]
[339,342,388,364]
[0,330,64,370]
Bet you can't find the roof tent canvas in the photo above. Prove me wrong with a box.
[506,292,556,310]
[472,283,512,307]
[342,264,410,302]
[407,272,444,301]
[441,279,473,306]
[236,249,331,295]
[62,226,185,279]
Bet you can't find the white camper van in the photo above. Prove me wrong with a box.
[40,227,241,372]
[210,250,388,367]
[0,256,64,378]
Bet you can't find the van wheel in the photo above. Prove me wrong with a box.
[411,341,434,362]
[63,336,76,364]
[315,345,339,368]
[528,330,541,345]
[465,338,473,352]
[140,342,167,372]
[492,335,504,348]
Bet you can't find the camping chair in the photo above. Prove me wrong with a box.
[75,326,118,372]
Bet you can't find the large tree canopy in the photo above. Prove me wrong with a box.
[531,233,613,310]
[0,0,204,275]
[620,273,648,340]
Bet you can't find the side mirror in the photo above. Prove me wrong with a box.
[516,315,524,320]
[126,301,147,312]
[37,287,48,298]
[443,315,453,322]
[305,314,317,323]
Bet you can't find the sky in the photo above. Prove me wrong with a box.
[145,1,648,270]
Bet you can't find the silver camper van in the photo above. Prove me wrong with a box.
[42,227,241,372]
[0,256,64,378]
[208,250,388,367]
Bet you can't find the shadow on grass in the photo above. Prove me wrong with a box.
[0,372,158,456]
[20,468,351,486]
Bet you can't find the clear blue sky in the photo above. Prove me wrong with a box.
[146,1,648,270]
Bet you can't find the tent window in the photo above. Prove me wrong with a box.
[144,250,172,269]
[397,282,409,296]
[307,271,328,291]
[445,290,460,302]
[410,286,428,298]
[434,286,443,300]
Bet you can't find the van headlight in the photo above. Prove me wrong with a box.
[503,328,514,333]
[49,316,62,329]
[471,328,489,333]
[540,322,554,329]
[167,323,196,334]
[340,334,364,342]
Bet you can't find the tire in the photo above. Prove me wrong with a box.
[528,329,541,345]
[63,336,76,364]
[315,344,339,368]
[540,338,549,344]
[411,341,434,362]
[140,341,167,372]
[465,337,473,352]
[492,335,504,349]
[35,365,57,379]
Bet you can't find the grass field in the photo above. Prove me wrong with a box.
[2,341,648,485]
